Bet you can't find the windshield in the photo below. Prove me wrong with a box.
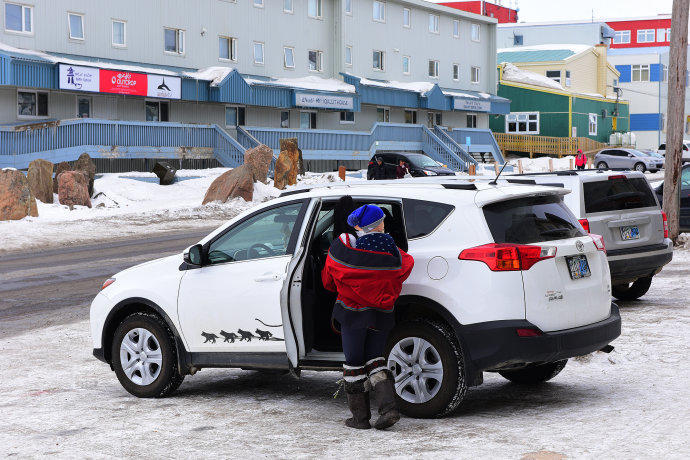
[405,154,442,168]
[629,150,648,158]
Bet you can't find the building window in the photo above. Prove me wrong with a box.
[340,111,355,124]
[253,0,264,7]
[77,96,91,118]
[632,64,650,82]
[565,70,571,87]
[17,90,48,117]
[68,13,84,40]
[403,8,410,28]
[253,42,265,65]
[428,14,439,33]
[373,1,385,22]
[145,101,169,122]
[404,110,417,124]
[345,45,352,66]
[300,111,316,129]
[637,29,655,43]
[281,110,290,128]
[283,46,295,68]
[428,60,439,78]
[471,66,480,84]
[225,106,246,127]
[453,20,459,38]
[164,28,185,54]
[657,28,666,42]
[471,23,480,42]
[467,113,477,128]
[219,36,237,61]
[402,55,410,74]
[505,112,539,134]
[666,28,671,41]
[345,0,352,14]
[308,50,323,71]
[112,20,126,47]
[513,34,523,46]
[546,70,561,84]
[377,107,390,122]
[373,50,385,71]
[427,112,442,127]
[452,63,459,81]
[308,0,322,18]
[5,3,32,34]
[284,0,293,13]
[661,64,668,82]
[588,113,597,136]
[613,30,630,44]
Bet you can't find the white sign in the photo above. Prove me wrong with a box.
[147,74,181,99]
[58,64,99,92]
[295,92,354,110]
[454,98,491,112]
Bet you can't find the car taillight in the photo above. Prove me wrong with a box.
[101,278,116,290]
[662,211,669,238]
[591,234,606,253]
[578,218,590,233]
[458,243,557,271]
[608,174,626,180]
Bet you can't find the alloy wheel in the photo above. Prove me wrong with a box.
[119,328,163,386]
[387,336,444,404]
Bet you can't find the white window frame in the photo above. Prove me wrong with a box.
[300,110,317,129]
[373,50,385,71]
[76,95,92,118]
[453,19,459,38]
[428,59,439,78]
[345,0,352,15]
[666,28,671,41]
[471,23,480,42]
[68,12,85,41]
[613,30,630,44]
[404,109,417,124]
[308,0,323,19]
[17,89,49,119]
[345,45,353,67]
[308,49,323,72]
[373,1,385,23]
[505,112,539,135]
[657,28,666,42]
[565,70,571,87]
[376,107,390,123]
[402,55,410,75]
[283,46,295,69]
[637,29,655,43]
[225,105,246,128]
[253,0,264,8]
[588,113,598,136]
[339,111,355,124]
[466,113,477,128]
[253,41,265,65]
[428,14,439,34]
[5,2,33,35]
[403,8,410,28]
[631,64,650,82]
[111,19,126,48]
[164,27,185,55]
[471,66,480,84]
[219,36,237,61]
[283,0,293,13]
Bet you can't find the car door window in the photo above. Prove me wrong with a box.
[682,168,690,189]
[403,199,455,239]
[207,202,304,264]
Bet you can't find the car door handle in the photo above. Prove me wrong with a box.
[254,273,284,282]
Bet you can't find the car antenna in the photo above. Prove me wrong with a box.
[489,161,510,185]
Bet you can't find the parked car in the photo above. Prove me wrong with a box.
[594,148,664,173]
[367,152,455,179]
[91,181,620,418]
[654,163,690,232]
[511,170,673,300]
[639,149,665,168]
[657,141,690,162]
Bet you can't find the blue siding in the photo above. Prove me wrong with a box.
[616,65,631,83]
[11,61,55,89]
[630,113,661,131]
[181,78,209,101]
[421,85,450,111]
[0,53,10,85]
[649,63,661,82]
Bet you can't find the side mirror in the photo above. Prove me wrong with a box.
[628,153,634,157]
[184,244,204,267]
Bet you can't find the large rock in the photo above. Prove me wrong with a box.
[53,162,72,193]
[202,166,254,204]
[273,150,298,190]
[74,153,96,196]
[244,144,273,183]
[0,169,38,220]
[27,159,54,203]
[58,171,92,208]
[279,138,303,177]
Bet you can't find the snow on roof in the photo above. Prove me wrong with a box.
[183,66,234,86]
[500,63,564,90]
[497,44,592,54]
[243,75,356,93]
[358,77,435,93]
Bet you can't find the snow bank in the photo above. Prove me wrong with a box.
[501,63,564,90]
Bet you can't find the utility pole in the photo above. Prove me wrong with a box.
[662,0,689,241]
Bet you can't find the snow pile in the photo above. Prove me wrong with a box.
[358,78,435,94]
[184,66,234,86]
[244,75,356,93]
[501,63,564,90]
[507,155,576,173]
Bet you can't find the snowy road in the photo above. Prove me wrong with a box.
[1,251,689,458]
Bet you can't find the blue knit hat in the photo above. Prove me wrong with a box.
[347,205,385,232]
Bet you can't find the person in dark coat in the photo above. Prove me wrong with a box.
[368,156,387,180]
[396,159,410,179]
[322,205,414,430]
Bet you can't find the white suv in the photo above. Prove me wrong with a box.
[90,181,621,418]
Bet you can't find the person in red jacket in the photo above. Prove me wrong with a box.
[575,149,587,170]
[396,159,410,179]
[322,204,414,430]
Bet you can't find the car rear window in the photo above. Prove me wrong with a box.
[403,199,454,239]
[583,177,657,213]
[483,195,586,244]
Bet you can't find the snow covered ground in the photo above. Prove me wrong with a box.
[1,250,688,458]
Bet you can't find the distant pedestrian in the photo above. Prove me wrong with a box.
[396,159,410,179]
[368,156,387,180]
[575,149,587,170]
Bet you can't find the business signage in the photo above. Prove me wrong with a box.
[57,64,181,99]
[295,92,354,110]
[454,98,491,112]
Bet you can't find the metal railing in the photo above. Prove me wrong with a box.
[432,126,476,167]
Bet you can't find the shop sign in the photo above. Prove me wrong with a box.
[100,69,148,96]
[454,98,491,112]
[295,92,354,110]
[58,64,99,92]
[146,75,181,99]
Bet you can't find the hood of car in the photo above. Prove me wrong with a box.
[414,164,455,175]
[115,253,184,279]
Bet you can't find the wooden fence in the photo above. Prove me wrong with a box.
[494,133,609,158]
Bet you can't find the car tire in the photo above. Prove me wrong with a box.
[597,161,608,169]
[498,359,568,384]
[634,162,646,173]
[111,312,184,398]
[612,276,653,301]
[385,319,467,418]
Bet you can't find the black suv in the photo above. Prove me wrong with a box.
[367,152,455,180]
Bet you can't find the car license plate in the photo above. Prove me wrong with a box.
[566,255,591,280]
[620,225,640,240]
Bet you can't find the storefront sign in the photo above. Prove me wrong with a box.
[295,92,354,110]
[147,74,181,99]
[100,69,148,96]
[454,98,491,112]
[58,64,100,92]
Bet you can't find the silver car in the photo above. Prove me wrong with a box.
[595,148,664,173]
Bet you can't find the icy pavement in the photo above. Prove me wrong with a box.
[1,254,689,458]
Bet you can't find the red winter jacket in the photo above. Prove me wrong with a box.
[322,234,414,312]
[575,153,587,167]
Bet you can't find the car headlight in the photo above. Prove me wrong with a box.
[423,170,437,176]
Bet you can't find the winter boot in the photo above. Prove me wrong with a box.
[343,365,371,429]
[367,358,400,430]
